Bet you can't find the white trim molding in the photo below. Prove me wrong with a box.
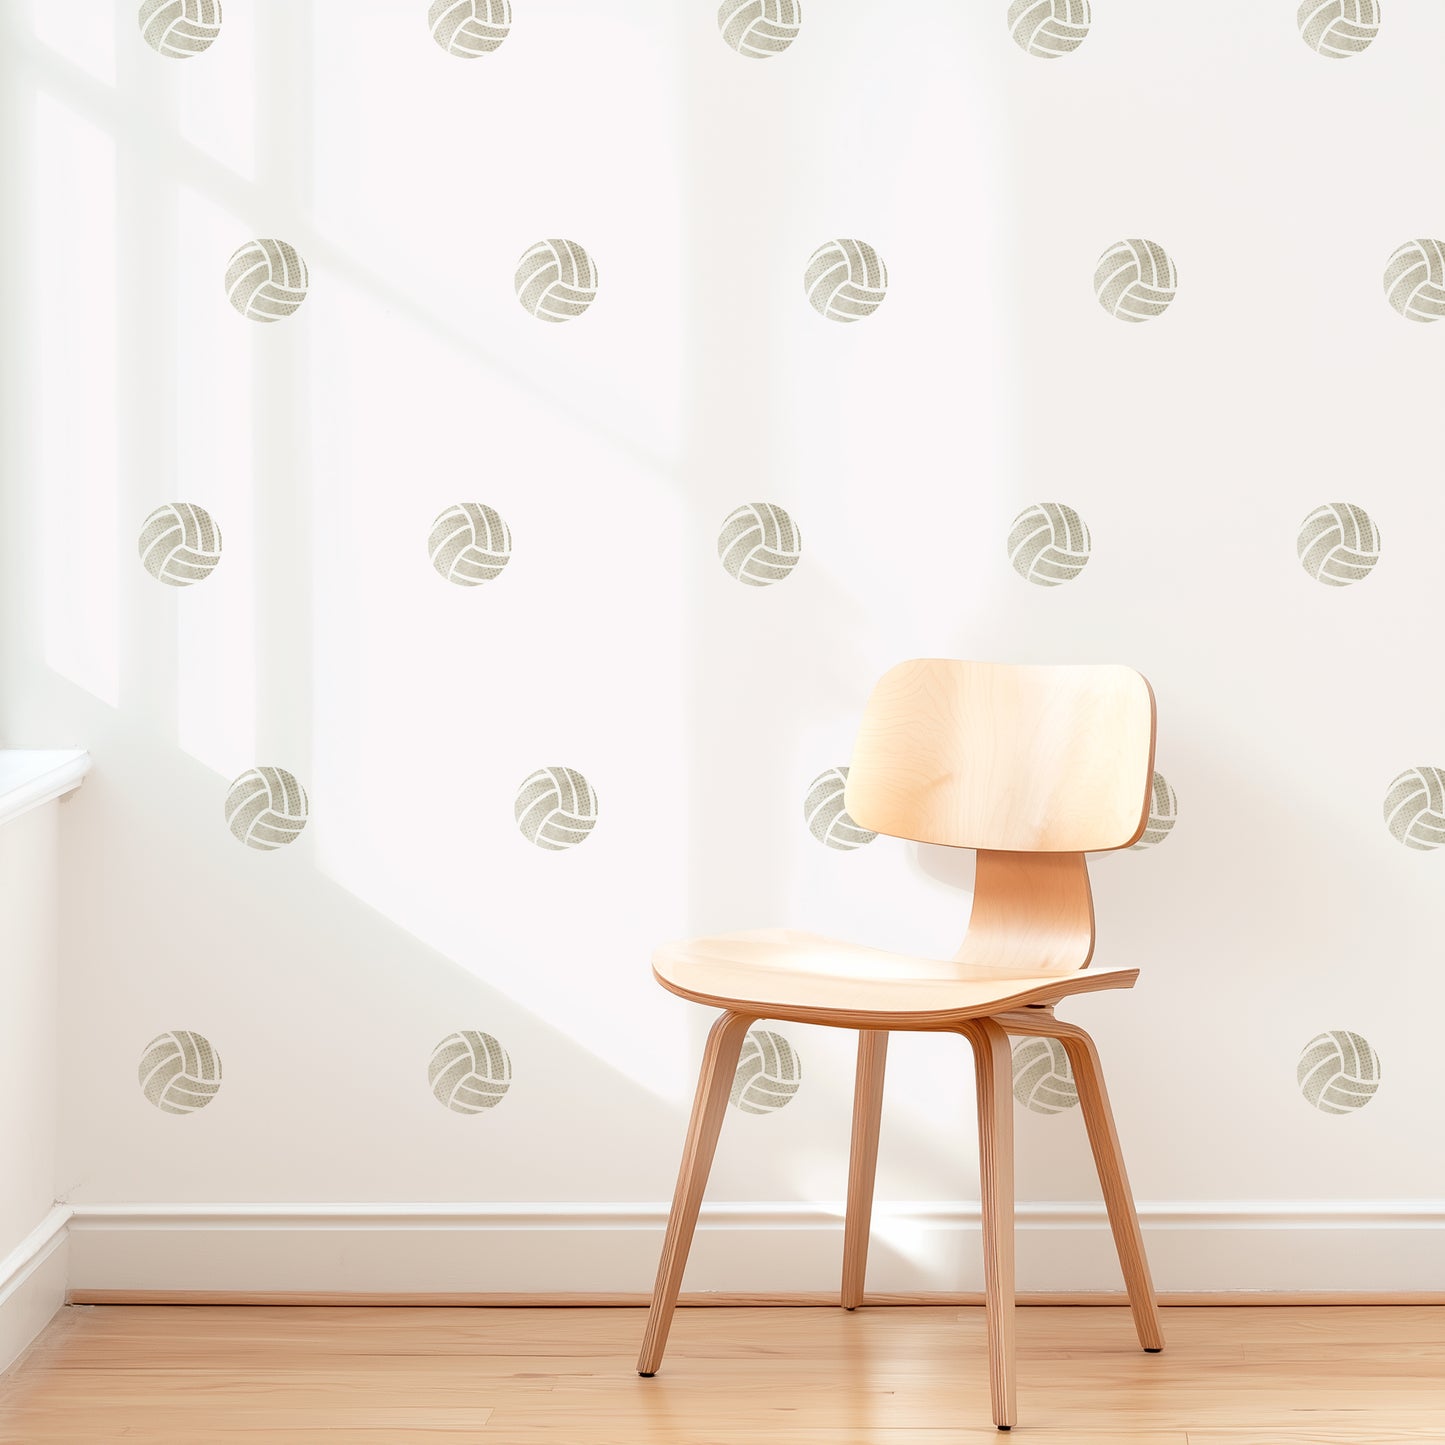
[0,1205,70,1306]
[0,1206,71,1374]
[63,1200,1445,1296]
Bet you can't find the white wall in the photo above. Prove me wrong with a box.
[1,0,1443,1294]
[0,806,58,1258]
[0,803,66,1367]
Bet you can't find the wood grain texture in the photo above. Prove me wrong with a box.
[996,1008,1163,1351]
[6,1305,1445,1442]
[650,932,1137,1027]
[844,659,1156,853]
[958,1018,1017,1429]
[840,1031,888,1310]
[955,849,1096,974]
[639,661,1165,1426]
[636,1010,753,1377]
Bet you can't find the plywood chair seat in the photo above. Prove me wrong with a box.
[637,660,1166,1430]
[653,927,1139,1027]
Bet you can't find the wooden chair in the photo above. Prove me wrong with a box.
[636,659,1164,1429]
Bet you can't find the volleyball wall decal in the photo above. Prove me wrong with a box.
[804,239,888,323]
[1008,0,1091,58]
[429,503,512,586]
[429,0,512,57]
[1383,239,1445,323]
[225,767,309,851]
[1131,771,1178,850]
[1095,238,1177,322]
[1011,1037,1079,1114]
[1008,502,1091,586]
[138,1031,222,1114]
[137,503,222,587]
[139,0,222,58]
[225,239,309,322]
[804,767,877,851]
[1298,0,1381,58]
[1297,1030,1381,1113]
[1383,766,1445,851]
[718,0,803,59]
[515,239,599,323]
[718,502,802,587]
[1297,503,1380,586]
[730,1029,802,1114]
[428,1031,513,1112]
[516,766,599,850]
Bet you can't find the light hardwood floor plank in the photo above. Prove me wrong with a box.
[1,1305,1442,1442]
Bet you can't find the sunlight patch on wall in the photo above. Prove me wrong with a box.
[35,94,119,707]
[307,0,686,460]
[774,29,1013,644]
[174,187,257,773]
[177,5,256,179]
[305,268,692,1097]
[30,0,116,84]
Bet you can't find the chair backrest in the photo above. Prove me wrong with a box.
[845,659,1156,854]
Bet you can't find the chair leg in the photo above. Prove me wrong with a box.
[996,1009,1163,1354]
[1057,1023,1164,1353]
[959,1017,1017,1431]
[841,1030,889,1310]
[637,1010,755,1377]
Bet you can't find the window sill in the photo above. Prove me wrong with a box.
[0,750,91,829]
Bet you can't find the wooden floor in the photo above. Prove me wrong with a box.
[2,1304,1444,1442]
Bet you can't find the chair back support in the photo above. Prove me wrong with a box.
[845,659,1156,854]
[846,660,1155,975]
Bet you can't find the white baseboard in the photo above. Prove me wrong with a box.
[62,1200,1445,1296]
[0,1206,70,1374]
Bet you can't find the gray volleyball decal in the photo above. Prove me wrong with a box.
[515,239,598,323]
[1131,771,1178,850]
[429,0,512,57]
[429,1031,513,1112]
[139,1030,222,1114]
[718,502,802,587]
[804,767,877,851]
[730,1029,802,1114]
[1297,1030,1381,1113]
[516,767,598,850]
[429,503,512,586]
[225,766,309,850]
[1008,0,1091,58]
[1011,1037,1079,1114]
[226,239,309,322]
[1298,0,1380,58]
[1384,240,1445,323]
[805,239,888,323]
[139,0,222,58]
[1297,503,1380,586]
[138,503,222,587]
[1008,502,1091,586]
[718,0,802,58]
[1095,239,1177,322]
[1383,766,1445,851]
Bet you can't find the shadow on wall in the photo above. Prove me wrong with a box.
[2,2,1096,1232]
[48,667,682,1206]
[9,3,705,1108]
[42,643,1009,1217]
[48,679,1006,1296]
